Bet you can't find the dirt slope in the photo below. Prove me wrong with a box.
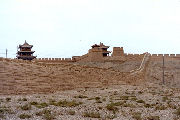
[0,59,128,95]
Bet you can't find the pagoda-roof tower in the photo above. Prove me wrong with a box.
[17,40,36,60]
[19,40,33,48]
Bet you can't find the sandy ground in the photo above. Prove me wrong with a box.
[1,82,180,120]
[1,57,180,120]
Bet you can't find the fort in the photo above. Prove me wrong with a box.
[32,42,180,63]
[1,41,180,119]
[0,41,180,95]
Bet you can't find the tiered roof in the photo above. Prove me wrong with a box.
[19,40,33,48]
[91,42,110,48]
[17,40,36,60]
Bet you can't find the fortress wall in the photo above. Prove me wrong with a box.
[73,54,89,62]
[123,53,180,62]
[150,54,180,61]
[34,58,75,63]
[125,53,144,61]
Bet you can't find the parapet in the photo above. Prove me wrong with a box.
[34,58,75,63]
[112,47,124,57]
[124,53,144,61]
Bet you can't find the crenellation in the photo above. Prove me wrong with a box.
[158,54,163,56]
[176,54,180,57]
[170,54,175,57]
[152,54,158,57]
[164,54,170,57]
[134,54,140,56]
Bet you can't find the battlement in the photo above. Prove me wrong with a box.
[149,54,180,57]
[124,53,145,61]
[113,47,124,50]
[34,58,75,63]
[149,54,180,61]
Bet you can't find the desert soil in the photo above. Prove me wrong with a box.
[1,82,180,120]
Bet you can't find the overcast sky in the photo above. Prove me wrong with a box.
[0,0,180,58]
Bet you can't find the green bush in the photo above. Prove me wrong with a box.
[146,115,160,120]
[136,100,145,104]
[20,104,31,110]
[30,101,38,105]
[83,111,100,118]
[132,112,142,120]
[155,104,167,110]
[68,110,75,115]
[19,114,31,119]
[120,96,129,100]
[162,96,169,102]
[49,99,56,105]
[36,102,48,108]
[6,98,11,102]
[74,95,88,99]
[36,109,54,120]
[175,107,180,116]
[56,100,82,107]
[106,103,118,113]
[22,98,27,101]
[144,103,152,108]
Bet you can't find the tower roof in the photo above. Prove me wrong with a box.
[91,42,109,48]
[19,40,33,48]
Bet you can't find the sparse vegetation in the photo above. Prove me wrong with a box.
[49,99,56,106]
[56,100,82,107]
[106,102,125,113]
[18,98,28,101]
[155,104,167,110]
[36,109,54,120]
[132,112,142,120]
[131,96,137,101]
[138,91,143,94]
[95,97,100,100]
[106,114,117,119]
[19,113,31,119]
[74,95,88,99]
[136,99,145,104]
[20,104,31,110]
[43,110,54,120]
[35,102,48,108]
[162,96,169,102]
[95,97,102,103]
[122,103,136,108]
[168,103,177,109]
[146,115,160,120]
[144,103,152,108]
[174,107,180,116]
[68,110,75,115]
[22,98,28,101]
[0,106,11,118]
[120,96,129,100]
[30,101,38,105]
[87,98,94,100]
[6,98,11,102]
[83,111,100,118]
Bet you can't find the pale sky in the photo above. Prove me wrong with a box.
[0,0,180,58]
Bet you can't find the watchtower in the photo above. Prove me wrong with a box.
[88,42,111,62]
[17,40,36,60]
